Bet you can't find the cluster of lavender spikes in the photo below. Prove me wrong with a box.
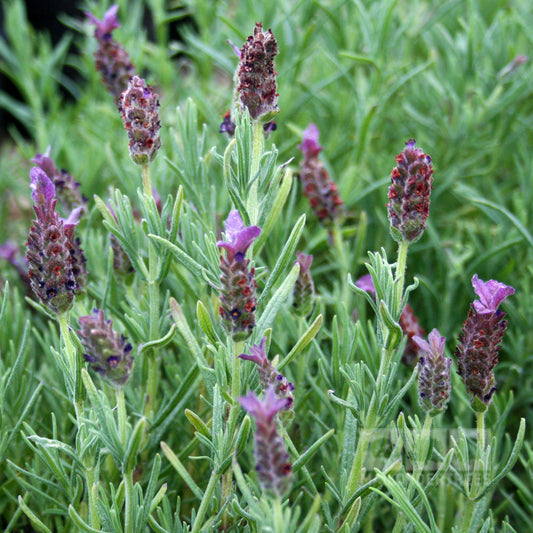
[7,8,516,508]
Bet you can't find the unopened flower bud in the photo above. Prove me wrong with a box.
[79,309,133,386]
[413,329,451,416]
[237,23,279,122]
[119,75,162,165]
[387,139,434,243]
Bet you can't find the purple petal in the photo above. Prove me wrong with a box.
[412,335,430,354]
[239,387,288,422]
[31,146,58,177]
[227,39,242,58]
[295,251,313,273]
[239,337,267,366]
[30,167,55,205]
[427,328,446,354]
[355,274,376,295]
[61,207,83,228]
[298,123,322,159]
[471,274,515,314]
[0,241,19,261]
[86,5,120,37]
[216,210,261,259]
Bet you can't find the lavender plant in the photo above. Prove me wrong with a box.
[0,0,531,532]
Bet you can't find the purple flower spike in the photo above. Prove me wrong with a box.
[217,210,260,340]
[298,123,322,159]
[471,274,515,315]
[85,5,120,39]
[239,387,293,496]
[414,329,451,416]
[455,275,515,409]
[217,210,261,262]
[239,337,268,366]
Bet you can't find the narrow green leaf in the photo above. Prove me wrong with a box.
[278,314,322,372]
[293,429,335,472]
[17,496,52,533]
[161,441,204,501]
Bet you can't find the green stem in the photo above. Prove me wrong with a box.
[116,387,127,445]
[460,410,486,533]
[141,163,161,420]
[247,121,264,226]
[85,467,99,529]
[58,313,83,417]
[346,425,374,495]
[192,471,221,533]
[142,163,152,197]
[332,223,350,306]
[124,469,134,533]
[221,340,245,527]
[273,497,284,532]
[394,240,410,316]
[392,415,433,533]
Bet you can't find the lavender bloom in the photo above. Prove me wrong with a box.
[217,210,261,341]
[298,124,343,226]
[26,168,85,314]
[79,309,133,386]
[293,251,315,318]
[355,274,425,366]
[239,387,293,496]
[387,139,434,243]
[119,75,162,165]
[86,5,135,102]
[455,275,515,407]
[237,23,279,122]
[414,329,451,416]
[239,337,294,408]
[31,148,87,217]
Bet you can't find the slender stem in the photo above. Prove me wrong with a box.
[116,387,127,445]
[58,313,83,417]
[142,163,152,197]
[460,410,486,533]
[247,121,264,226]
[85,467,99,529]
[394,240,410,316]
[124,469,134,533]
[392,415,433,533]
[192,471,221,533]
[221,340,245,528]
[332,223,350,306]
[141,162,160,420]
[273,497,284,532]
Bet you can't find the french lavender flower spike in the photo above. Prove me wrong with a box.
[237,23,279,123]
[455,275,515,412]
[413,329,452,417]
[119,75,162,165]
[387,139,434,243]
[298,124,344,227]
[86,4,135,102]
[26,168,83,314]
[238,387,293,496]
[217,210,261,341]
[78,309,133,386]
